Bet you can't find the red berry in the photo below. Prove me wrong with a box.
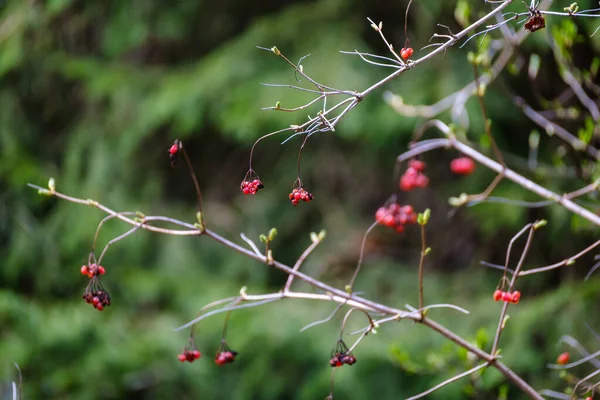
[511,291,521,304]
[493,290,502,302]
[501,292,511,302]
[394,224,405,233]
[414,174,429,188]
[192,350,201,359]
[557,352,570,365]
[96,304,104,311]
[178,354,187,362]
[80,265,88,276]
[98,266,105,275]
[408,159,425,172]
[291,199,298,206]
[450,157,476,175]
[399,175,414,191]
[169,144,179,155]
[400,47,413,60]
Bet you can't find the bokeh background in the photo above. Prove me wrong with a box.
[1,0,599,399]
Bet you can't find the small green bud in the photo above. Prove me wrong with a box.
[136,211,146,218]
[424,247,432,256]
[318,229,326,241]
[48,177,55,192]
[566,259,575,266]
[417,209,431,226]
[533,219,547,230]
[310,232,319,243]
[38,188,52,196]
[501,315,510,329]
[275,101,281,110]
[344,284,352,294]
[268,228,278,241]
[267,249,274,264]
[271,46,280,56]
[259,234,268,243]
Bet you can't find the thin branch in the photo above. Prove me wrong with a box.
[519,238,600,276]
[491,224,536,356]
[406,363,489,400]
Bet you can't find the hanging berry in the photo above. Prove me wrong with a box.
[80,264,105,278]
[288,186,314,206]
[178,348,201,363]
[215,341,238,365]
[329,339,356,368]
[168,140,182,167]
[450,157,476,176]
[375,203,417,233]
[400,47,414,60]
[399,159,429,191]
[493,289,521,304]
[240,170,264,195]
[556,352,570,365]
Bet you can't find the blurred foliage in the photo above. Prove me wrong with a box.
[1,0,600,399]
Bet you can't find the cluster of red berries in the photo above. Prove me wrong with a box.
[215,341,238,365]
[168,140,181,167]
[240,179,264,195]
[399,159,429,191]
[288,187,314,206]
[493,289,521,304]
[178,349,201,363]
[80,264,105,278]
[82,290,111,311]
[375,204,417,233]
[450,156,476,175]
[329,340,356,368]
[215,350,238,365]
[400,47,414,60]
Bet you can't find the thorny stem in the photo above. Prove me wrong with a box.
[491,224,536,357]
[31,185,544,399]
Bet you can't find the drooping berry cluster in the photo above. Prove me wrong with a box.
[450,156,476,175]
[240,179,264,195]
[399,159,429,191]
[81,259,111,311]
[240,170,264,195]
[82,289,111,311]
[288,187,314,206]
[400,47,414,60]
[215,341,238,365]
[80,264,105,278]
[178,349,201,363]
[168,140,181,167]
[375,204,417,233]
[329,340,356,367]
[556,352,570,365]
[493,289,521,304]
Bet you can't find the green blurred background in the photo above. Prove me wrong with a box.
[1,0,599,398]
